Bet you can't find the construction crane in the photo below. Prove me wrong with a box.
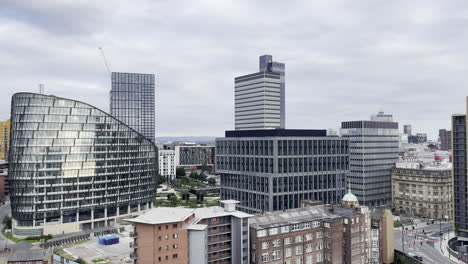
[98,47,111,79]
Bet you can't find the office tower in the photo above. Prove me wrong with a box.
[110,72,155,140]
[9,93,158,236]
[158,149,176,181]
[341,111,399,207]
[128,200,251,264]
[453,103,468,244]
[234,55,285,130]
[0,120,10,161]
[403,125,412,136]
[216,129,349,213]
[439,129,452,151]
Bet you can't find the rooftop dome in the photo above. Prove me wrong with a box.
[342,190,358,203]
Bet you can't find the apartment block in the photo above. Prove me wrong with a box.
[159,150,176,181]
[128,200,251,264]
[175,145,215,170]
[439,129,452,151]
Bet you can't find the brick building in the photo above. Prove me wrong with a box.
[128,200,251,264]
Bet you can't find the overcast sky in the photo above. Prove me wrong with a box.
[1,0,468,139]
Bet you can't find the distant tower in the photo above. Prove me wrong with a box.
[234,55,285,130]
[110,72,156,140]
[403,125,412,136]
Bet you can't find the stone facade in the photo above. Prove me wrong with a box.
[392,167,452,220]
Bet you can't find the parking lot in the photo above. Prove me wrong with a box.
[63,228,133,263]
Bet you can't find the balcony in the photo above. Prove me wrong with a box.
[130,232,139,238]
[130,242,139,249]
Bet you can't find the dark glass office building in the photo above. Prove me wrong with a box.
[9,93,158,236]
[110,72,155,140]
[453,113,468,243]
[216,129,349,214]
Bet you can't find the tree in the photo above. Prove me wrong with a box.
[168,194,179,207]
[3,216,11,229]
[208,177,216,186]
[157,175,167,185]
[189,172,199,180]
[176,167,186,177]
[198,172,207,182]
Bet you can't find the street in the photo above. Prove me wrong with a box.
[394,221,456,264]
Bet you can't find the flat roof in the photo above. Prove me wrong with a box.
[224,129,327,138]
[185,224,207,231]
[127,207,195,225]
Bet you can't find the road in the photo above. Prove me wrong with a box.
[394,221,456,264]
[0,202,12,248]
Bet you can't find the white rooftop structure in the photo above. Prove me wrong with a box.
[127,207,195,225]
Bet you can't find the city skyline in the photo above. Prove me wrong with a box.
[0,1,466,139]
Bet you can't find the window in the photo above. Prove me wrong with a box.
[269,227,278,235]
[312,221,320,228]
[262,242,269,250]
[324,222,330,228]
[285,260,291,264]
[273,239,281,248]
[173,223,178,228]
[344,218,348,224]
[172,254,178,259]
[303,222,311,229]
[173,234,178,239]
[284,237,291,245]
[305,243,313,253]
[262,253,269,263]
[285,247,292,257]
[292,224,301,231]
[258,230,267,237]
[306,255,313,264]
[272,250,281,260]
[305,233,312,241]
[296,258,303,264]
[316,253,323,262]
[316,241,323,250]
[295,235,303,243]
[316,232,323,239]
[295,245,303,255]
[165,235,169,240]
[173,244,178,249]
[281,226,290,233]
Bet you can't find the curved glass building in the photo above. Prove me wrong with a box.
[9,93,158,236]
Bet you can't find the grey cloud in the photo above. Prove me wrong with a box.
[1,0,468,138]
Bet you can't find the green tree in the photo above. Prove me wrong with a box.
[176,167,186,177]
[189,172,199,180]
[208,178,216,186]
[168,194,179,207]
[3,216,11,230]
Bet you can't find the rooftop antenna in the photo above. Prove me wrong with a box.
[38,84,44,94]
[98,47,112,80]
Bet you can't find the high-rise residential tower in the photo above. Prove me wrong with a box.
[9,93,158,236]
[341,111,399,207]
[110,72,155,140]
[234,55,285,130]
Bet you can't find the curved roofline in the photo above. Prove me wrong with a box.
[12,92,157,148]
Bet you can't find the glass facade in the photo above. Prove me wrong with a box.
[110,72,155,141]
[216,136,348,214]
[452,114,468,239]
[9,93,158,234]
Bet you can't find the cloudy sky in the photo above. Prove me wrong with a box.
[1,0,467,139]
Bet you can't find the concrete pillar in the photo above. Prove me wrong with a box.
[116,206,120,216]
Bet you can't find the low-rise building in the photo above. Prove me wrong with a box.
[392,160,452,220]
[175,145,215,171]
[249,206,344,264]
[128,200,251,264]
